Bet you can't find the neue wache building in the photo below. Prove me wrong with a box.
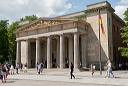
[15,1,125,69]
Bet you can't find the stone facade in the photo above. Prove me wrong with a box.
[15,1,125,69]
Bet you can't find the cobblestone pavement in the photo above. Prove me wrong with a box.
[0,70,128,86]
[0,79,121,86]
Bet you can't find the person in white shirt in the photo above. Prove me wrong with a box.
[107,60,115,78]
[10,65,14,74]
[37,64,41,74]
[15,63,19,74]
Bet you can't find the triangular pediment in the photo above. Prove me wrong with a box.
[17,18,79,32]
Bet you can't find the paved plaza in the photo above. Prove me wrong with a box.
[1,69,128,86]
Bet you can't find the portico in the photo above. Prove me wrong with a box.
[16,18,89,69]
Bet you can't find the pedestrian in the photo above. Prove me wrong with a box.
[5,64,9,78]
[24,63,27,73]
[15,63,19,74]
[90,64,95,76]
[10,65,14,74]
[119,62,122,70]
[106,59,115,78]
[40,63,43,73]
[36,62,39,71]
[1,64,6,82]
[20,63,23,72]
[0,64,3,82]
[70,62,75,79]
[38,64,41,74]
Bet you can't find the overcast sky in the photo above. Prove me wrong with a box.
[0,0,128,23]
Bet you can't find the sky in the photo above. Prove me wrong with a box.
[0,0,128,23]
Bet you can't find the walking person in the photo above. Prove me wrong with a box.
[15,63,19,74]
[106,59,115,78]
[40,63,43,73]
[0,64,3,82]
[38,63,41,74]
[24,63,27,73]
[36,62,39,71]
[10,65,14,74]
[5,64,9,78]
[1,64,6,82]
[90,64,95,76]
[70,62,75,79]
[20,63,23,72]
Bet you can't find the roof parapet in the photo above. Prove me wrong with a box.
[87,1,111,10]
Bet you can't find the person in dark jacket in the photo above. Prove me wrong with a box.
[70,62,75,79]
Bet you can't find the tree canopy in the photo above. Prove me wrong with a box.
[0,20,9,63]
[118,8,128,57]
[20,15,38,21]
[0,15,38,64]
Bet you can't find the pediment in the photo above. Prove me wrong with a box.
[17,18,79,32]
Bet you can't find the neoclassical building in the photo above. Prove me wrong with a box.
[15,1,125,69]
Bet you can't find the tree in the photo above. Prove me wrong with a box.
[6,21,19,64]
[7,15,38,64]
[118,8,128,57]
[20,15,38,21]
[0,20,9,63]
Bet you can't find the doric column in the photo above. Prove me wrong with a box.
[26,39,30,67]
[16,40,21,64]
[36,38,41,65]
[56,38,60,68]
[74,33,80,69]
[81,35,87,68]
[68,37,73,67]
[47,36,52,69]
[60,34,65,69]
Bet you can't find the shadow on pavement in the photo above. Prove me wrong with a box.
[5,80,15,83]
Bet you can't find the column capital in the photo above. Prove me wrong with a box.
[22,38,31,41]
[67,34,73,39]
[60,34,65,37]
[52,35,59,39]
[16,39,21,42]
[47,35,52,39]
[74,32,80,35]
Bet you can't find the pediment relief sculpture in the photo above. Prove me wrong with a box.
[35,20,60,27]
[17,18,73,32]
[16,18,89,33]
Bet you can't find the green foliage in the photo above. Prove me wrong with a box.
[118,8,128,57]
[6,21,19,63]
[6,15,38,64]
[118,47,128,57]
[20,15,38,21]
[0,20,9,63]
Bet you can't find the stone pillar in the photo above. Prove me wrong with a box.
[36,38,41,65]
[16,40,21,64]
[81,35,87,68]
[26,39,30,68]
[56,38,60,68]
[68,37,73,67]
[74,33,79,69]
[47,36,52,69]
[60,34,65,69]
